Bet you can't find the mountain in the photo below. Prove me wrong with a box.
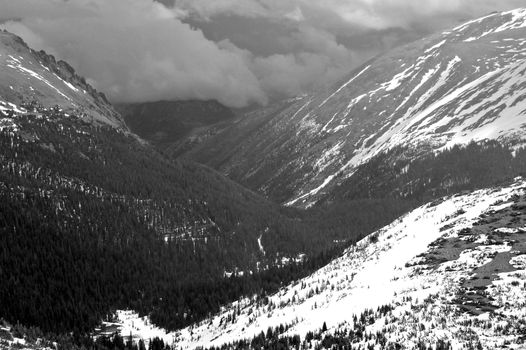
[0,31,373,335]
[0,31,429,339]
[3,8,526,350]
[188,9,526,207]
[116,100,236,156]
[0,30,123,128]
[108,177,526,349]
[92,9,526,349]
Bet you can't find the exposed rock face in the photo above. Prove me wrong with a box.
[0,30,123,128]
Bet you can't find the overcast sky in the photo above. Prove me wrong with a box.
[0,0,524,107]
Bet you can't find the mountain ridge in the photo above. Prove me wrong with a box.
[0,28,415,338]
[0,30,124,128]
[0,29,351,335]
[187,8,526,208]
[2,8,526,350]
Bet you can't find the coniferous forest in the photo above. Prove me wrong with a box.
[2,109,526,348]
[0,109,411,336]
[4,6,526,349]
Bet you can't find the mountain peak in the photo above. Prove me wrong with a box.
[0,30,124,128]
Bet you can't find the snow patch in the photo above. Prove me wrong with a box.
[108,180,526,349]
[318,65,370,107]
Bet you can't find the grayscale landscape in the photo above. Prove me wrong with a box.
[1,1,526,349]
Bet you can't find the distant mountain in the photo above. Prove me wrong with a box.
[3,7,526,350]
[189,9,526,207]
[117,100,236,156]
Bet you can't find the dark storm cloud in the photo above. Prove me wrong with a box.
[0,0,524,107]
[0,0,266,107]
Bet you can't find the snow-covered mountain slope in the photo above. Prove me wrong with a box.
[110,178,526,349]
[189,9,526,207]
[0,30,123,128]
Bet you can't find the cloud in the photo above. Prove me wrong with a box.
[249,26,360,98]
[178,0,525,31]
[174,0,526,104]
[0,0,266,107]
[1,0,524,108]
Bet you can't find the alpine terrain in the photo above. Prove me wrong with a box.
[1,6,526,350]
[110,178,526,349]
[0,29,384,341]
[189,8,526,207]
[102,8,526,350]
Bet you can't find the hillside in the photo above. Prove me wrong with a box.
[188,9,526,207]
[0,30,122,128]
[3,7,526,350]
[0,31,365,335]
[109,178,526,349]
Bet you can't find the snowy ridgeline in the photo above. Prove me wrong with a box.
[1,32,123,128]
[107,179,526,349]
[284,9,526,207]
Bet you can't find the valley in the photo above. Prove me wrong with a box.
[187,9,526,208]
[1,6,526,350]
[104,179,526,349]
[0,29,410,339]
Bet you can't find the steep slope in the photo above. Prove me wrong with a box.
[0,30,122,128]
[110,178,526,349]
[189,9,526,207]
[116,100,236,156]
[0,31,357,335]
[321,141,526,207]
[1,31,433,339]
